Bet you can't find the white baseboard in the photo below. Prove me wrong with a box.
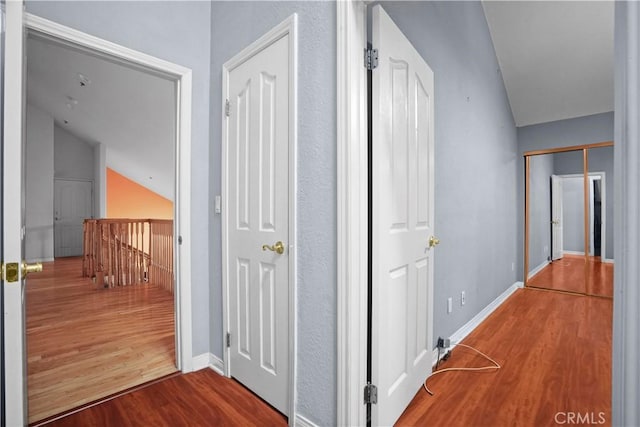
[603,258,614,264]
[294,414,319,427]
[193,352,315,427]
[432,281,524,365]
[563,250,585,256]
[26,257,54,263]
[192,352,224,375]
[527,259,550,280]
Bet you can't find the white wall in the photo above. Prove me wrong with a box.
[54,124,94,181]
[25,103,54,262]
[94,142,106,217]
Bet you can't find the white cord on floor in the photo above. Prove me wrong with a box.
[423,342,501,396]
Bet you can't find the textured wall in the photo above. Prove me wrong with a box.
[376,1,519,343]
[209,2,336,424]
[26,0,213,356]
[612,2,640,424]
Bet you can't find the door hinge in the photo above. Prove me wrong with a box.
[365,48,378,71]
[178,235,183,245]
[226,332,231,348]
[364,383,378,405]
[225,99,231,117]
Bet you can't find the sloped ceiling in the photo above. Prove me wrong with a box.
[26,34,176,200]
[482,1,614,127]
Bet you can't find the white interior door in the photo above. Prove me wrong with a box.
[371,5,436,426]
[54,179,93,257]
[224,33,291,415]
[551,174,563,261]
[3,1,28,425]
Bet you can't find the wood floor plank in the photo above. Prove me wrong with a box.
[528,254,613,297]
[27,257,177,424]
[397,288,612,426]
[41,369,287,427]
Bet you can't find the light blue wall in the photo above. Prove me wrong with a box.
[376,1,519,342]
[528,154,553,272]
[209,2,336,424]
[25,1,213,356]
[517,111,614,273]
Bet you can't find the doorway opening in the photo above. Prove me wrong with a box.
[19,14,193,424]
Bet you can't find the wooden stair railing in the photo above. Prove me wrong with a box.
[83,219,174,293]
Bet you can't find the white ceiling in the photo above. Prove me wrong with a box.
[482,1,614,127]
[26,34,176,200]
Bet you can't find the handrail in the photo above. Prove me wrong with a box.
[83,219,174,293]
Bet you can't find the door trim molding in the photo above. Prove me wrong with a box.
[221,14,298,423]
[3,2,28,424]
[24,13,194,372]
[336,1,368,426]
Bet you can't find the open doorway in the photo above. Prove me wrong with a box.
[23,22,180,424]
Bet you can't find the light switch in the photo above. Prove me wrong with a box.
[215,195,221,214]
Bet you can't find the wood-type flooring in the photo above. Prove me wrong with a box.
[27,257,177,424]
[32,266,611,426]
[397,288,612,426]
[41,369,287,427]
[528,254,613,297]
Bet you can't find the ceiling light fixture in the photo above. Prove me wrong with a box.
[77,72,91,87]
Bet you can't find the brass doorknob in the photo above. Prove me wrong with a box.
[22,261,43,276]
[262,241,285,255]
[428,236,440,248]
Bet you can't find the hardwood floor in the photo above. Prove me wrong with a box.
[397,288,612,426]
[28,261,611,426]
[528,254,613,297]
[27,257,177,424]
[41,368,287,427]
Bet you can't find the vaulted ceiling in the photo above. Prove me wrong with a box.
[26,34,176,200]
[482,1,614,127]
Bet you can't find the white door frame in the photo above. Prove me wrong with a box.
[3,1,27,423]
[221,14,298,423]
[336,1,368,426]
[3,14,193,423]
[557,172,606,259]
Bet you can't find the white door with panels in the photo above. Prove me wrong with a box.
[551,174,563,261]
[371,5,436,426]
[223,23,294,416]
[54,179,93,257]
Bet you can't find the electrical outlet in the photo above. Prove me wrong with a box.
[511,262,515,272]
[437,336,451,349]
[447,297,453,313]
[461,291,466,306]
